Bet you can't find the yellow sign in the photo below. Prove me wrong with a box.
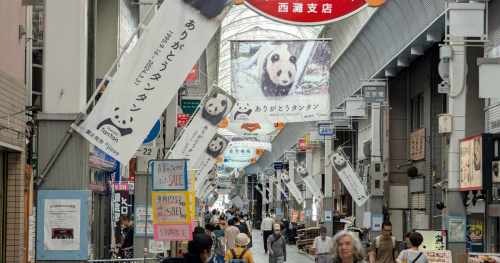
[305,133,319,146]
[152,191,191,224]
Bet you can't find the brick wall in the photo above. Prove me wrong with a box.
[0,69,26,149]
[5,153,25,263]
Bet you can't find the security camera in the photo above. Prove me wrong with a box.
[438,81,450,93]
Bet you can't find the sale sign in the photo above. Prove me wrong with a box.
[152,191,191,224]
[244,0,368,26]
[152,160,187,191]
[154,224,193,241]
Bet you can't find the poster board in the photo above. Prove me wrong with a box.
[459,133,493,191]
[135,206,153,237]
[422,250,452,263]
[152,159,188,191]
[415,229,447,251]
[446,216,466,243]
[36,190,90,260]
[410,128,426,161]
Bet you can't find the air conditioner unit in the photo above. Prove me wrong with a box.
[370,162,386,196]
[438,114,452,134]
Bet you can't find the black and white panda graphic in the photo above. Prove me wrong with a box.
[233,102,252,120]
[202,93,232,126]
[254,44,297,97]
[97,107,134,137]
[206,136,226,158]
[330,152,348,172]
[296,165,309,179]
[281,173,291,184]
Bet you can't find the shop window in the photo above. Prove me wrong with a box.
[411,95,424,131]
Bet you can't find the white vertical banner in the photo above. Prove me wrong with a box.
[198,173,218,197]
[262,183,275,201]
[280,173,304,204]
[271,176,288,200]
[255,185,268,204]
[329,149,368,207]
[74,0,235,164]
[296,164,324,200]
[230,190,245,208]
[170,87,236,167]
[193,134,229,195]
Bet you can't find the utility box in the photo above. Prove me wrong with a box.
[370,162,385,196]
[449,3,486,38]
[478,58,500,98]
[438,114,452,134]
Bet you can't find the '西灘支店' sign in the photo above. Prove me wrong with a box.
[244,0,368,26]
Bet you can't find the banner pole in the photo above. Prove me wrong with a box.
[36,1,159,186]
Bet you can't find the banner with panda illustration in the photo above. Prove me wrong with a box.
[262,182,276,201]
[296,164,324,201]
[193,134,228,196]
[271,175,288,200]
[198,172,218,198]
[170,87,236,168]
[74,0,235,164]
[328,149,368,207]
[230,40,331,123]
[255,185,268,204]
[280,172,304,204]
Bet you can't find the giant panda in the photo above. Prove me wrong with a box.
[202,93,232,126]
[296,165,309,179]
[255,44,297,97]
[206,136,226,158]
[330,152,348,172]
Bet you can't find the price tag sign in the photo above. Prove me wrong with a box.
[136,146,158,157]
[318,123,334,136]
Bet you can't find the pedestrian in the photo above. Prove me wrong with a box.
[261,213,275,253]
[224,219,241,251]
[267,224,286,263]
[116,214,134,258]
[398,233,411,255]
[369,221,398,263]
[206,224,218,263]
[224,233,255,263]
[396,232,429,263]
[234,217,247,235]
[241,214,253,248]
[330,230,367,263]
[270,209,277,221]
[227,210,235,221]
[184,233,213,263]
[312,226,332,263]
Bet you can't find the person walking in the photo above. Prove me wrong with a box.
[312,227,332,263]
[369,222,398,263]
[261,213,275,253]
[329,230,368,263]
[234,217,248,235]
[270,209,277,221]
[224,219,241,251]
[241,214,253,248]
[184,233,214,263]
[267,224,286,263]
[398,233,411,255]
[396,232,430,263]
[224,233,254,263]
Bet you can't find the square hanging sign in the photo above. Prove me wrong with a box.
[318,123,334,136]
[152,160,188,191]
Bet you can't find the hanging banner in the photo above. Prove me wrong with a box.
[271,175,288,200]
[296,164,324,200]
[152,160,187,191]
[243,0,367,26]
[224,118,277,136]
[199,173,219,198]
[222,157,252,168]
[230,40,331,123]
[227,140,272,152]
[223,147,258,161]
[170,87,236,167]
[74,0,235,164]
[43,199,81,250]
[262,183,275,201]
[113,184,132,242]
[193,134,228,194]
[185,63,198,82]
[196,171,217,195]
[255,185,269,204]
[230,190,245,207]
[329,149,368,207]
[152,191,191,224]
[280,173,304,204]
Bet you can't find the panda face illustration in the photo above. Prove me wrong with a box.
[297,165,308,178]
[202,93,232,126]
[206,136,226,158]
[233,102,252,120]
[281,173,290,184]
[97,107,134,137]
[331,153,348,171]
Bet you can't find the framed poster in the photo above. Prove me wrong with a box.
[36,190,90,260]
[446,216,466,243]
[459,133,493,191]
[305,209,312,220]
[410,128,426,161]
[152,160,188,191]
[371,214,383,232]
[324,210,333,223]
[135,206,153,237]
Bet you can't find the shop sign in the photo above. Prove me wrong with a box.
[224,147,257,161]
[89,182,106,192]
[177,113,190,127]
[489,204,500,217]
[285,151,296,161]
[264,168,275,177]
[181,99,201,116]
[410,128,426,161]
[274,162,284,171]
[362,86,386,103]
[416,230,447,250]
[244,0,368,26]
[299,139,312,151]
[459,133,493,191]
[318,123,334,136]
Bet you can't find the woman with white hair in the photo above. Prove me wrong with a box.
[330,231,368,263]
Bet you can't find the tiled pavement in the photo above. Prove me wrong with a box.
[249,229,315,263]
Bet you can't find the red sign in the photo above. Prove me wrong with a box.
[185,63,197,82]
[114,183,130,191]
[244,0,368,26]
[177,113,190,127]
[299,139,312,151]
[130,174,135,182]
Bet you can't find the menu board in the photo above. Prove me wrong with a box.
[424,250,452,263]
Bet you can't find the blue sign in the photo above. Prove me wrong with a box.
[318,123,334,136]
[143,119,161,144]
[217,165,227,174]
[274,162,284,170]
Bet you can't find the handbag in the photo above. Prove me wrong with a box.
[402,250,408,263]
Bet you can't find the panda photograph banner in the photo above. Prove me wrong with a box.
[296,164,324,200]
[230,40,331,123]
[193,134,228,196]
[328,149,368,207]
[280,172,304,204]
[254,185,269,204]
[74,0,235,164]
[170,87,236,168]
[270,176,288,200]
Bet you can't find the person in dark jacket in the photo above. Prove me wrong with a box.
[184,233,213,263]
[267,224,286,263]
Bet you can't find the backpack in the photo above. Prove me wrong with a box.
[229,248,248,263]
[239,221,249,235]
[375,236,396,260]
